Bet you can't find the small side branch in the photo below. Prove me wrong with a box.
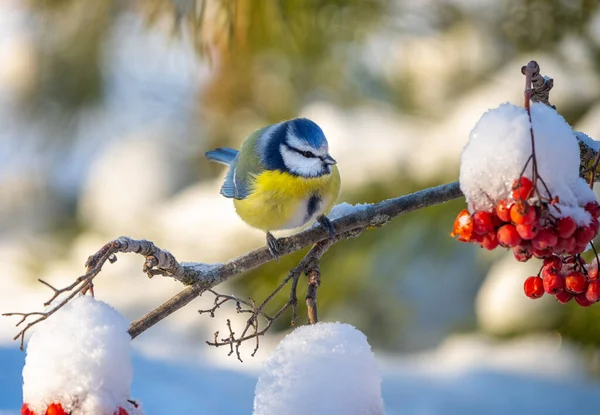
[202,238,335,361]
[2,237,186,348]
[305,267,320,325]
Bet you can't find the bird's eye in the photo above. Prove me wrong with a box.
[300,150,316,158]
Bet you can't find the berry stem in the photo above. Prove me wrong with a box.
[591,241,600,271]
[521,61,555,206]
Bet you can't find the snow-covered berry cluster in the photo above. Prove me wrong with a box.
[452,176,600,259]
[21,403,132,415]
[21,296,144,415]
[454,102,600,306]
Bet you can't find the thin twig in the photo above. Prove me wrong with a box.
[2,238,186,348]
[202,238,335,361]
[306,267,320,325]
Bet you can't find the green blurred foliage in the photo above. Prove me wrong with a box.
[25,0,112,112]
[501,0,598,52]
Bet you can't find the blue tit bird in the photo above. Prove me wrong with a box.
[205,118,341,258]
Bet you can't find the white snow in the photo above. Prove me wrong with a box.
[326,202,373,221]
[3,331,600,414]
[253,322,385,415]
[575,130,600,152]
[22,295,143,415]
[460,102,597,224]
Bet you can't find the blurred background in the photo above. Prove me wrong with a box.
[2,0,600,413]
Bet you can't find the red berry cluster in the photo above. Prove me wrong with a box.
[21,403,66,415]
[523,256,600,306]
[21,403,130,415]
[452,176,600,306]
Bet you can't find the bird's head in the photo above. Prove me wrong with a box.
[277,118,336,177]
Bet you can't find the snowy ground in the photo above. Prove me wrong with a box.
[2,333,600,414]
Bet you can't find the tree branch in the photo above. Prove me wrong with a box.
[127,181,463,338]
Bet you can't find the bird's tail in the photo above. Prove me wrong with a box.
[205,148,239,165]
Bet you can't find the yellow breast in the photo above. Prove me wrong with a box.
[233,166,341,231]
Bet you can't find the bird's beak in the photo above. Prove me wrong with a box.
[323,154,337,165]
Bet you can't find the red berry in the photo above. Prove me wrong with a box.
[555,237,576,254]
[531,228,558,250]
[516,222,539,240]
[542,268,564,294]
[532,248,551,259]
[512,245,533,262]
[575,293,594,307]
[556,217,577,239]
[510,201,537,225]
[511,177,534,200]
[473,211,495,235]
[524,276,544,298]
[491,212,504,228]
[586,281,600,303]
[472,232,485,244]
[585,201,600,219]
[575,226,595,246]
[21,404,35,415]
[588,262,599,281]
[497,224,521,247]
[555,291,573,304]
[496,200,513,222]
[451,209,474,242]
[572,244,588,255]
[114,408,129,415]
[46,403,66,415]
[565,271,587,294]
[543,255,562,271]
[481,232,499,250]
[590,218,600,235]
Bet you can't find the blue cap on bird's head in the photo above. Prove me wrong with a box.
[259,117,336,177]
[287,118,328,150]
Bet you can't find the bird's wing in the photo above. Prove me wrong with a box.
[209,128,268,200]
[226,129,267,200]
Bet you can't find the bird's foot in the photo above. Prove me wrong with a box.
[317,215,336,238]
[266,232,281,262]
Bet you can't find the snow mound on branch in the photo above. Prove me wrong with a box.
[22,295,143,415]
[460,102,596,225]
[327,202,372,221]
[253,322,384,415]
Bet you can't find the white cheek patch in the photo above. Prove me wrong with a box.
[280,145,325,177]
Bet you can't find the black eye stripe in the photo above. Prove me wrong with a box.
[285,144,317,158]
